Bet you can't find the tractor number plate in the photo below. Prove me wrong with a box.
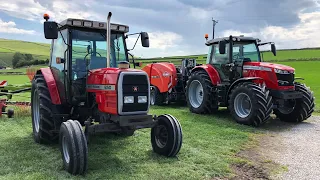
[87,84,115,91]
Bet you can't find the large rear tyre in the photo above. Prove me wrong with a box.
[31,74,56,144]
[151,114,182,157]
[186,71,218,114]
[228,82,272,127]
[150,86,164,105]
[59,120,88,175]
[274,83,315,122]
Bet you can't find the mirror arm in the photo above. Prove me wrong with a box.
[127,34,141,51]
[128,52,135,68]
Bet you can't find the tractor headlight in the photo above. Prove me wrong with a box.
[274,68,290,74]
[138,96,147,103]
[124,96,134,104]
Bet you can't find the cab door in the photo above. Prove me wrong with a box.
[50,29,69,103]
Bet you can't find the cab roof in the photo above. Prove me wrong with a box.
[205,36,259,46]
[59,18,129,33]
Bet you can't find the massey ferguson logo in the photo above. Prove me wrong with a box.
[133,86,139,92]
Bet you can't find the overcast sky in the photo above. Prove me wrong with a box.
[0,0,319,58]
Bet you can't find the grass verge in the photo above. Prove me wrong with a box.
[0,106,256,180]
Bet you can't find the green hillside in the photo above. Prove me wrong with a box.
[137,48,320,65]
[1,38,320,67]
[0,39,50,67]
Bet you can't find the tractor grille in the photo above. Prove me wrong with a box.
[118,73,149,114]
[276,73,294,86]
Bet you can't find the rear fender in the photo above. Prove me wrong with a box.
[141,62,177,93]
[227,77,264,98]
[191,65,221,85]
[35,68,61,105]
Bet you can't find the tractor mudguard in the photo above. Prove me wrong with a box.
[36,68,61,105]
[141,62,177,93]
[226,77,264,97]
[191,65,221,86]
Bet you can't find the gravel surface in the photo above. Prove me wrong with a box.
[261,116,320,180]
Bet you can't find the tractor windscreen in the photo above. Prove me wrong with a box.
[232,42,260,62]
[71,29,127,72]
[208,41,260,64]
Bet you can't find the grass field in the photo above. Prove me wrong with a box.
[0,106,256,179]
[0,39,319,179]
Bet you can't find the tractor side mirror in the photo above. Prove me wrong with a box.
[141,32,149,48]
[219,41,226,54]
[271,44,276,56]
[44,21,58,39]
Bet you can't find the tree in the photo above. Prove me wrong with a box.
[24,54,33,61]
[12,52,25,68]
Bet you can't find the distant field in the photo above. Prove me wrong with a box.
[137,48,320,65]
[0,39,50,67]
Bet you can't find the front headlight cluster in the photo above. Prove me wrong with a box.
[124,96,134,104]
[274,68,291,74]
[124,96,147,104]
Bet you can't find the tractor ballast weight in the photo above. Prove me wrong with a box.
[30,13,183,175]
[144,34,315,127]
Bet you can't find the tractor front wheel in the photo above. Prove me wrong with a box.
[31,74,56,143]
[186,71,218,114]
[59,120,88,175]
[274,83,315,122]
[228,82,273,127]
[151,114,182,157]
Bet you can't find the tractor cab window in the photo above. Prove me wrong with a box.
[232,42,260,62]
[207,43,229,65]
[71,30,127,80]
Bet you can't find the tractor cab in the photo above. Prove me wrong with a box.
[205,35,276,82]
[43,14,149,104]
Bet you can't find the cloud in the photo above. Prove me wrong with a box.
[0,19,35,34]
[0,0,319,57]
[222,11,320,50]
[0,0,47,21]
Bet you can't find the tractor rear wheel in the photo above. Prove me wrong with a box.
[151,114,182,157]
[150,86,164,105]
[31,74,56,143]
[228,82,272,127]
[186,71,218,114]
[59,120,88,175]
[274,83,315,122]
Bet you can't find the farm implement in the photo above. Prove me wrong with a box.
[26,13,183,175]
[0,80,32,118]
[143,35,315,127]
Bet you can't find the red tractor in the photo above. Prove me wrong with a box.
[30,13,183,175]
[143,35,315,126]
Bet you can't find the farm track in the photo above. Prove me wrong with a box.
[232,116,320,180]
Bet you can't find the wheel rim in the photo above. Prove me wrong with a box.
[188,80,204,108]
[62,136,70,163]
[278,99,296,114]
[234,93,252,118]
[155,125,168,148]
[32,89,40,133]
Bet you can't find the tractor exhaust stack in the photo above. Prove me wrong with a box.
[106,12,112,68]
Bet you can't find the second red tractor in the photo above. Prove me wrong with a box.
[142,35,315,126]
